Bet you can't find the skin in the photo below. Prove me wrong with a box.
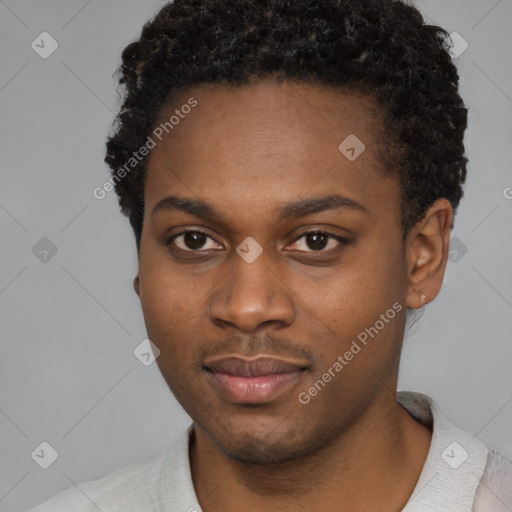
[133,79,453,511]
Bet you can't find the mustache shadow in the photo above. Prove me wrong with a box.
[196,332,319,366]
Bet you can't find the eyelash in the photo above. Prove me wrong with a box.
[166,228,349,255]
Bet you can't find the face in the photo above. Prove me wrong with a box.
[135,80,412,464]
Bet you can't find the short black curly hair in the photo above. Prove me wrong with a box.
[104,0,468,251]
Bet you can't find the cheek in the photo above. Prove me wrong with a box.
[319,244,403,315]
[137,251,195,343]
[302,242,406,360]
[295,270,405,411]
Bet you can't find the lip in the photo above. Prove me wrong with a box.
[204,356,308,404]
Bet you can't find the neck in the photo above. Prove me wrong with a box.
[190,391,432,512]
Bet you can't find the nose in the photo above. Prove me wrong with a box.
[208,250,295,332]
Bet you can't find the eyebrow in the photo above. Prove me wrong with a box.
[151,194,368,223]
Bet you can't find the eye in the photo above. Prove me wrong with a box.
[288,229,347,253]
[167,229,222,252]
[166,228,348,255]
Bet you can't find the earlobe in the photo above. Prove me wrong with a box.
[405,199,453,309]
[133,276,141,297]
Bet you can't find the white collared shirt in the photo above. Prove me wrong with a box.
[27,391,512,511]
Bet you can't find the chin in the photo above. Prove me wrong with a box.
[201,415,334,466]
[215,436,314,465]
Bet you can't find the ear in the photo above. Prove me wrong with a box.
[133,275,141,297]
[405,198,453,309]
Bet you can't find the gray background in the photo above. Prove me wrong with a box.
[0,0,511,510]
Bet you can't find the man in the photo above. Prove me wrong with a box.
[29,0,512,510]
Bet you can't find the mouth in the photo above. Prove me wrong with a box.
[203,356,309,404]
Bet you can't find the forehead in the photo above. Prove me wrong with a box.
[144,80,399,225]
[151,80,385,163]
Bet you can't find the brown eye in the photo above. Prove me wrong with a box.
[167,230,222,251]
[289,230,347,253]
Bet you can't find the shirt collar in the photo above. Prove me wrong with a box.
[399,391,489,512]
